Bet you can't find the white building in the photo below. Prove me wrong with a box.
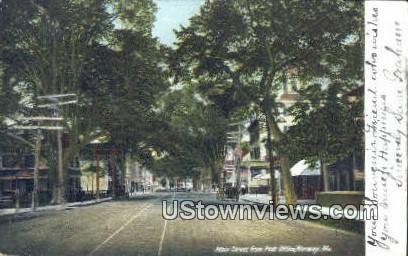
[240,73,304,194]
[125,158,156,193]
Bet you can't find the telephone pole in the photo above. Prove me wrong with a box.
[227,122,243,202]
[37,93,77,204]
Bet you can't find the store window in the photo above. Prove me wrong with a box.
[1,154,20,168]
[23,154,35,168]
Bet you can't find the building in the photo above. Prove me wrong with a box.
[0,141,81,206]
[228,74,364,200]
[240,120,271,194]
[238,74,303,195]
[80,160,110,192]
[0,150,49,201]
[125,158,156,194]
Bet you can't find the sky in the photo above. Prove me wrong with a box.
[153,0,204,47]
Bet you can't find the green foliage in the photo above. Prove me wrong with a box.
[0,0,365,190]
[109,0,157,34]
[282,82,364,165]
[148,87,228,179]
[0,0,166,159]
[170,0,363,160]
[170,0,363,202]
[0,0,171,199]
[171,0,363,112]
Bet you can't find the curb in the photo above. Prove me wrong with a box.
[0,197,112,217]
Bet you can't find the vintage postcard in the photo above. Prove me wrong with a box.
[0,1,406,256]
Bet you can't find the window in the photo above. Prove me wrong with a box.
[251,168,262,178]
[249,120,260,144]
[283,81,288,92]
[26,180,34,192]
[1,180,12,192]
[282,75,288,92]
[329,174,336,191]
[11,180,17,190]
[250,147,260,160]
[1,154,19,168]
[23,155,35,168]
[250,129,260,144]
[290,78,297,91]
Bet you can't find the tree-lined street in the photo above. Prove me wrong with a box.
[0,193,363,256]
[1,1,367,255]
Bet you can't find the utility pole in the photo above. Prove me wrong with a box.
[56,116,63,203]
[37,93,77,204]
[110,147,117,199]
[32,128,42,209]
[95,146,100,200]
[235,125,242,202]
[227,122,243,202]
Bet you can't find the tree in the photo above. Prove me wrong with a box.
[148,86,228,186]
[170,0,363,204]
[283,82,364,191]
[0,0,167,203]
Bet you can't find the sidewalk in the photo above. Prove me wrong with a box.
[128,191,151,197]
[240,193,364,221]
[240,193,318,204]
[0,197,112,217]
[240,193,271,204]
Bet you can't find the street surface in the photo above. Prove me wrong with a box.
[0,192,364,256]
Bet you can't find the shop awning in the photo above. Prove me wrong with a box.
[253,170,280,180]
[290,160,320,176]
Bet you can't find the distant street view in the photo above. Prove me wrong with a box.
[1,0,365,255]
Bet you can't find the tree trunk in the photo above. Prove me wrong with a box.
[218,168,223,192]
[235,156,241,202]
[350,153,356,190]
[320,159,329,191]
[265,113,297,205]
[47,137,59,205]
[192,171,199,191]
[120,152,126,192]
[280,155,297,204]
[265,119,278,205]
[56,129,65,204]
[110,149,116,199]
[96,151,100,200]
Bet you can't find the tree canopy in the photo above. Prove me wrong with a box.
[148,86,228,182]
[0,0,169,201]
[170,0,363,203]
[0,0,364,202]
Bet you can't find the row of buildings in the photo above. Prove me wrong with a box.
[0,140,157,207]
[222,76,364,200]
